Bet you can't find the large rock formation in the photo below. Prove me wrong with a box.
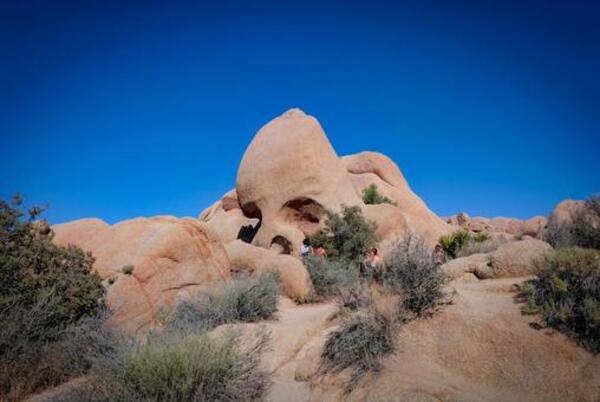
[235,108,363,253]
[53,216,231,331]
[204,108,451,256]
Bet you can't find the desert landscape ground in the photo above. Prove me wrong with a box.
[2,109,598,402]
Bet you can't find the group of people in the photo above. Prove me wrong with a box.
[300,238,383,270]
[300,238,327,257]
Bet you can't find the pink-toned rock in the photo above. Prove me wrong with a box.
[236,108,361,254]
[520,216,547,237]
[52,216,231,332]
[474,238,552,279]
[225,240,312,301]
[343,151,451,245]
[199,191,259,244]
[548,199,585,227]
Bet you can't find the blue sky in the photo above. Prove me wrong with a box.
[1,0,598,224]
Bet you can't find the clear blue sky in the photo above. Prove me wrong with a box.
[1,0,598,224]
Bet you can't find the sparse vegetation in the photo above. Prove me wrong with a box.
[542,195,600,249]
[385,235,450,318]
[0,195,106,401]
[338,285,373,311]
[456,236,506,258]
[362,184,396,206]
[519,247,600,353]
[309,205,378,262]
[321,310,393,392]
[121,265,134,275]
[440,229,492,259]
[303,255,357,300]
[168,272,280,332]
[59,329,271,402]
[439,229,471,259]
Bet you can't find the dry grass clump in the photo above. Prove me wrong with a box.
[168,272,280,333]
[456,236,507,258]
[321,310,393,393]
[49,329,271,402]
[519,247,600,353]
[303,255,358,300]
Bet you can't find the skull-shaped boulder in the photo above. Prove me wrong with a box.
[236,108,361,254]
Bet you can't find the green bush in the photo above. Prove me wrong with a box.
[321,310,393,392]
[121,265,134,275]
[439,229,471,259]
[303,255,357,300]
[362,184,396,206]
[60,329,271,402]
[519,247,600,353]
[439,229,492,259]
[385,235,449,318]
[0,195,106,400]
[309,205,378,262]
[169,272,280,332]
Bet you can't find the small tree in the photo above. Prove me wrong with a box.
[0,195,106,400]
[309,205,378,262]
[362,184,396,206]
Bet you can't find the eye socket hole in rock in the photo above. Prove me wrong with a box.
[282,197,323,234]
[271,235,292,255]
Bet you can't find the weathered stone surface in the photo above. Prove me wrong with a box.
[225,240,312,301]
[474,238,552,279]
[236,108,361,254]
[53,216,231,331]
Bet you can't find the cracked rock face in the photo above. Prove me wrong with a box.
[52,216,231,331]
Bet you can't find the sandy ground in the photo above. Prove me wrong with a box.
[258,275,599,402]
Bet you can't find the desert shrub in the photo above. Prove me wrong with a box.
[362,184,396,206]
[338,285,373,311]
[303,255,357,300]
[542,195,600,249]
[169,272,280,332]
[385,235,449,318]
[0,195,106,400]
[519,247,600,353]
[321,310,393,392]
[121,265,134,275]
[439,229,471,259]
[309,205,378,262]
[60,329,271,402]
[456,237,506,258]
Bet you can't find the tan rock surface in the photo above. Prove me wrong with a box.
[52,216,231,331]
[475,238,552,279]
[225,240,312,301]
[343,151,451,245]
[236,108,362,254]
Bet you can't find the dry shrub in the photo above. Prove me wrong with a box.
[456,236,507,258]
[303,255,358,300]
[168,272,280,333]
[321,310,393,393]
[46,329,271,402]
[518,247,600,353]
[385,234,450,318]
